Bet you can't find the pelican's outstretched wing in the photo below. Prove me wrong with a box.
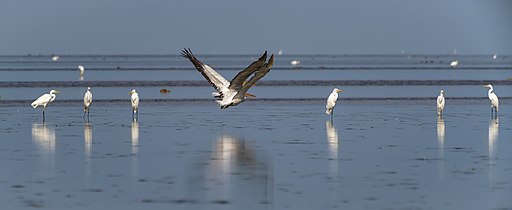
[234,54,274,99]
[181,48,230,96]
[229,51,267,90]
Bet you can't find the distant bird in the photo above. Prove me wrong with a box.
[450,60,459,68]
[326,88,343,119]
[159,88,171,94]
[181,48,273,109]
[290,60,300,66]
[51,55,60,61]
[130,89,139,120]
[437,89,445,116]
[483,84,499,118]
[278,49,283,55]
[83,87,93,121]
[78,65,85,77]
[492,54,497,60]
[31,89,60,121]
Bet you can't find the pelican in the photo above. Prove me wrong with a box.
[450,60,458,68]
[83,87,93,121]
[483,84,499,118]
[130,89,139,120]
[437,89,445,116]
[31,90,60,121]
[181,48,274,109]
[326,88,343,119]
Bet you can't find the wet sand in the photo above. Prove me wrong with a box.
[0,99,511,209]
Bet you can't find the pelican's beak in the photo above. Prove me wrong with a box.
[244,93,256,98]
[336,89,343,93]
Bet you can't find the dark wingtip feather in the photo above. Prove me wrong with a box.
[267,54,274,68]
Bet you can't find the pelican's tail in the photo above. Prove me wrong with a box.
[326,108,332,115]
[31,102,38,108]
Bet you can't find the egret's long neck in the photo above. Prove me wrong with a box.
[488,86,493,95]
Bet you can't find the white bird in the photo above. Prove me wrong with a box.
[182,48,273,109]
[326,88,343,119]
[290,60,300,66]
[492,54,497,60]
[437,89,445,116]
[83,87,93,121]
[78,65,85,76]
[51,55,59,61]
[130,89,139,120]
[450,60,459,68]
[483,84,499,118]
[31,89,60,121]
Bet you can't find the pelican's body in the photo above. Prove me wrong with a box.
[326,88,343,118]
[83,87,93,121]
[31,90,60,120]
[437,90,445,116]
[182,48,273,109]
[130,89,139,120]
[483,84,499,118]
[450,60,459,68]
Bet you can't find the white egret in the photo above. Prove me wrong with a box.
[437,89,445,116]
[31,90,60,121]
[290,60,300,66]
[492,54,497,60]
[483,84,499,118]
[326,88,343,119]
[182,48,273,109]
[51,55,59,61]
[78,65,85,77]
[450,60,458,68]
[83,87,93,121]
[130,89,139,120]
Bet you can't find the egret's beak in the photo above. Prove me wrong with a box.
[336,89,343,93]
[54,90,61,94]
[244,93,256,98]
[482,85,487,88]
[129,91,133,94]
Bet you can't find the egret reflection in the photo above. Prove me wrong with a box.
[437,117,445,150]
[488,118,499,161]
[325,120,339,176]
[32,123,56,176]
[204,134,271,206]
[84,123,92,158]
[131,121,139,155]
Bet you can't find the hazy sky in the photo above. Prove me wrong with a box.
[0,0,511,55]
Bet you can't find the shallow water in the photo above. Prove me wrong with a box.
[1,54,511,209]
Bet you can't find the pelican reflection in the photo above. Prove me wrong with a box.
[32,123,56,176]
[325,120,339,176]
[204,134,271,206]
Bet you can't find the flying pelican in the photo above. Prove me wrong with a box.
[450,60,459,68]
[326,88,343,119]
[437,89,445,116]
[31,90,60,121]
[181,48,274,109]
[130,89,139,120]
[83,87,93,121]
[483,84,499,118]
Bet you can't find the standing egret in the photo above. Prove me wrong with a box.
[83,87,93,121]
[130,89,139,120]
[483,84,499,118]
[450,60,459,68]
[326,88,343,119]
[437,89,445,116]
[78,65,85,80]
[181,48,273,109]
[290,60,301,66]
[31,90,60,121]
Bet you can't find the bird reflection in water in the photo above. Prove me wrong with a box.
[32,123,56,176]
[488,117,499,181]
[131,121,139,155]
[325,120,339,177]
[84,123,93,176]
[204,134,272,206]
[436,116,445,178]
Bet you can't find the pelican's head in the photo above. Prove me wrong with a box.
[334,88,343,93]
[129,89,137,95]
[50,90,60,94]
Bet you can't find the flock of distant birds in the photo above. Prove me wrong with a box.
[31,50,501,122]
